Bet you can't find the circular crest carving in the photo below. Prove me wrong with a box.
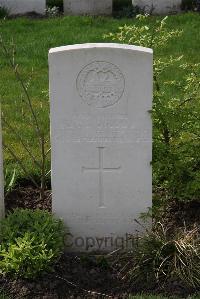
[77,61,125,108]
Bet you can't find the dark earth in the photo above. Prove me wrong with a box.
[1,186,200,298]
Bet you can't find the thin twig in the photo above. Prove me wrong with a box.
[45,169,51,177]
[2,116,41,169]
[40,134,46,200]
[56,275,113,298]
[45,147,51,157]
[0,36,42,144]
[3,142,39,188]
[0,36,49,200]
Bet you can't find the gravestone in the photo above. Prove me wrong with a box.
[133,0,182,14]
[64,0,112,15]
[0,0,46,15]
[49,43,153,251]
[0,107,4,219]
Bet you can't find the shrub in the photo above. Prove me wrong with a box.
[113,0,141,18]
[46,6,60,17]
[0,209,65,278]
[46,0,63,11]
[105,15,200,201]
[181,0,196,10]
[0,6,9,19]
[113,0,132,11]
[114,5,141,18]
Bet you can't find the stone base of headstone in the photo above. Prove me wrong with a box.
[133,0,182,15]
[0,0,46,15]
[64,0,112,16]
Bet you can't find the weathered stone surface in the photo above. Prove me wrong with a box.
[49,43,153,251]
[0,0,46,15]
[133,0,182,14]
[64,0,112,15]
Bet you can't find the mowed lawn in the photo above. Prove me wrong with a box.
[0,13,199,182]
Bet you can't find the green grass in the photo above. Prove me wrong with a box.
[0,13,200,181]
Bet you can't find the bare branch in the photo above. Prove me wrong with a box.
[2,116,41,169]
[3,142,39,188]
[0,36,42,145]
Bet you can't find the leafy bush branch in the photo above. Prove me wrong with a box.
[0,209,65,278]
[105,15,200,200]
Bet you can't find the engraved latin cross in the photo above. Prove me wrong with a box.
[82,147,121,208]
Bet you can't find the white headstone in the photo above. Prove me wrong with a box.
[64,0,112,15]
[133,0,181,14]
[0,0,46,15]
[0,107,4,219]
[49,43,152,252]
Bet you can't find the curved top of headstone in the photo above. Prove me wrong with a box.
[49,43,153,55]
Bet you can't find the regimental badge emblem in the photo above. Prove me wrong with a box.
[76,61,125,108]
